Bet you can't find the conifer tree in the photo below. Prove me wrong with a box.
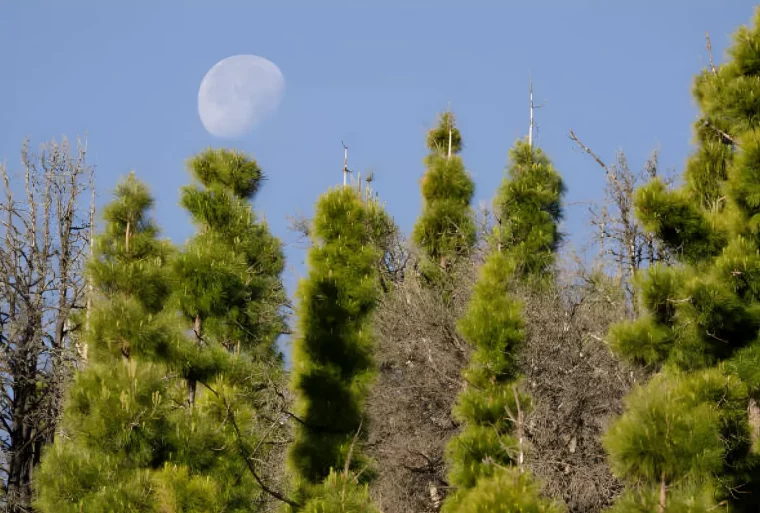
[493,141,565,282]
[175,148,287,363]
[443,139,564,512]
[288,184,388,510]
[605,9,760,511]
[171,148,290,509]
[33,174,189,511]
[36,152,290,511]
[412,111,476,284]
[301,470,379,513]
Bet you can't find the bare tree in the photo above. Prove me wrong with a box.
[569,130,672,315]
[519,262,643,513]
[0,138,94,512]
[366,247,478,513]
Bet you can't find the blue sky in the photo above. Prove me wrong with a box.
[1,1,757,336]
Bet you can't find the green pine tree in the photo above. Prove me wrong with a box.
[175,148,287,361]
[36,150,290,512]
[171,148,290,510]
[443,140,564,512]
[288,185,388,509]
[412,111,476,285]
[446,468,564,513]
[605,8,760,511]
[493,141,565,283]
[33,173,193,512]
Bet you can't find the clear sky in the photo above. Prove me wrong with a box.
[1,1,757,345]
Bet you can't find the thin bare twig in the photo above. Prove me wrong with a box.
[706,32,717,74]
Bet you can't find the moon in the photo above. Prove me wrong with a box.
[198,55,285,138]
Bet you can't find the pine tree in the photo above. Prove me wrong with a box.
[33,173,187,511]
[288,185,388,510]
[443,139,564,512]
[412,111,476,285]
[36,151,290,512]
[171,148,290,509]
[447,468,564,513]
[493,141,565,282]
[605,9,760,511]
[175,148,287,362]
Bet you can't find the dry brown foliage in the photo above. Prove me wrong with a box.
[519,271,643,513]
[366,253,478,513]
[366,245,639,512]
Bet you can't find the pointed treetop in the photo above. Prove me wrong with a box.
[427,110,462,156]
[342,140,351,187]
[102,172,155,231]
[529,76,534,149]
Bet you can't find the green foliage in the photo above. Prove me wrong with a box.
[445,251,525,497]
[458,253,524,385]
[443,468,565,513]
[444,141,564,510]
[187,147,264,198]
[727,339,760,396]
[609,315,673,367]
[493,140,565,282]
[427,111,463,155]
[300,471,379,513]
[606,369,758,510]
[288,186,384,505]
[170,148,290,507]
[604,372,725,485]
[36,152,289,511]
[89,172,173,314]
[176,148,287,356]
[413,111,476,284]
[607,485,717,513]
[34,174,185,512]
[634,179,726,263]
[607,10,760,510]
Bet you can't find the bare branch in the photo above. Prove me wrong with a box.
[702,119,736,146]
[224,395,299,508]
[706,32,717,74]
[0,137,93,509]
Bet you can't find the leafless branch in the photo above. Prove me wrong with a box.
[706,32,717,74]
[224,395,299,508]
[0,137,94,511]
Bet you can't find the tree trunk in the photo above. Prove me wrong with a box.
[188,314,202,405]
[7,335,39,513]
[658,472,667,513]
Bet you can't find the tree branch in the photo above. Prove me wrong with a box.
[223,396,299,508]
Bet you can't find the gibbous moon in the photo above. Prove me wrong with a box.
[198,55,285,138]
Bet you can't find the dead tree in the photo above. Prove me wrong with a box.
[0,138,94,512]
[569,130,671,316]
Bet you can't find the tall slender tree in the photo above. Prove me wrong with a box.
[288,183,388,511]
[172,148,291,510]
[33,173,184,511]
[443,138,564,512]
[605,8,760,511]
[412,111,476,285]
